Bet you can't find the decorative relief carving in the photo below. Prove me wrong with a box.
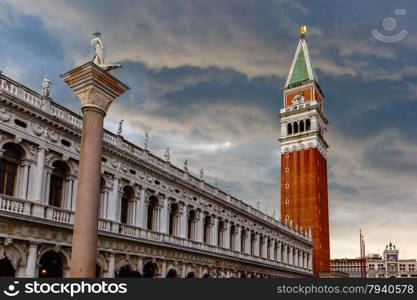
[0,108,11,122]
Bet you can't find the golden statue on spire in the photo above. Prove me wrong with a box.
[300,25,307,37]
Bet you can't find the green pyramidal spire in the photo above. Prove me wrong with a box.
[285,30,318,88]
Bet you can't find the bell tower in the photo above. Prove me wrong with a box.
[279,26,330,276]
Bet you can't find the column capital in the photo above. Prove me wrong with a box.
[60,62,129,114]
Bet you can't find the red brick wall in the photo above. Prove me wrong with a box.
[281,148,330,276]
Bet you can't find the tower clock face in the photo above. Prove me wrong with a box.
[387,254,398,261]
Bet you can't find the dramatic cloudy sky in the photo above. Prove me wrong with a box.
[1,0,416,259]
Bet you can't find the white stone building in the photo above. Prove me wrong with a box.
[331,242,417,278]
[0,71,313,278]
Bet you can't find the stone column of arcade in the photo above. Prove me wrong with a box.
[60,62,129,277]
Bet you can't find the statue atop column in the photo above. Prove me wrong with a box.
[91,31,121,71]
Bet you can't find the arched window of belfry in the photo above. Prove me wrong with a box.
[287,123,292,135]
[300,120,305,132]
[293,122,298,133]
[49,161,70,208]
[306,119,311,131]
[0,143,24,196]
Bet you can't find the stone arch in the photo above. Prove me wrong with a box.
[95,253,108,278]
[0,241,26,275]
[168,200,179,236]
[142,260,160,278]
[293,122,299,133]
[185,266,196,278]
[38,249,68,278]
[201,267,210,278]
[166,264,179,278]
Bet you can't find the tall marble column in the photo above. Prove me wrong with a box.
[61,62,129,277]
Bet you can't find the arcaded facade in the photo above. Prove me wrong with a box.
[0,71,313,278]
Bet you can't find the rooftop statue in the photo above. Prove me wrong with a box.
[91,31,121,71]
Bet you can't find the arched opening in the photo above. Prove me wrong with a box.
[217,220,224,247]
[49,161,69,207]
[241,229,246,253]
[306,119,311,131]
[0,258,15,278]
[300,120,305,132]
[229,224,236,250]
[287,123,292,135]
[187,210,196,240]
[117,265,132,278]
[293,122,299,134]
[259,236,264,257]
[147,196,159,231]
[250,232,256,256]
[38,251,63,278]
[0,143,24,196]
[203,215,211,244]
[168,203,179,236]
[143,262,157,278]
[186,271,195,278]
[166,269,177,278]
[120,186,134,224]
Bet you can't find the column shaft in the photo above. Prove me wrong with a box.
[70,107,105,277]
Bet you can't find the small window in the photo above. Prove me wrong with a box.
[193,196,197,200]
[154,180,160,185]
[101,157,107,163]
[129,169,136,175]
[14,119,27,128]
[306,119,311,131]
[286,215,289,220]
[285,153,289,158]
[61,139,71,147]
[285,168,289,173]
[175,189,180,193]
[285,199,289,205]
[285,184,289,189]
